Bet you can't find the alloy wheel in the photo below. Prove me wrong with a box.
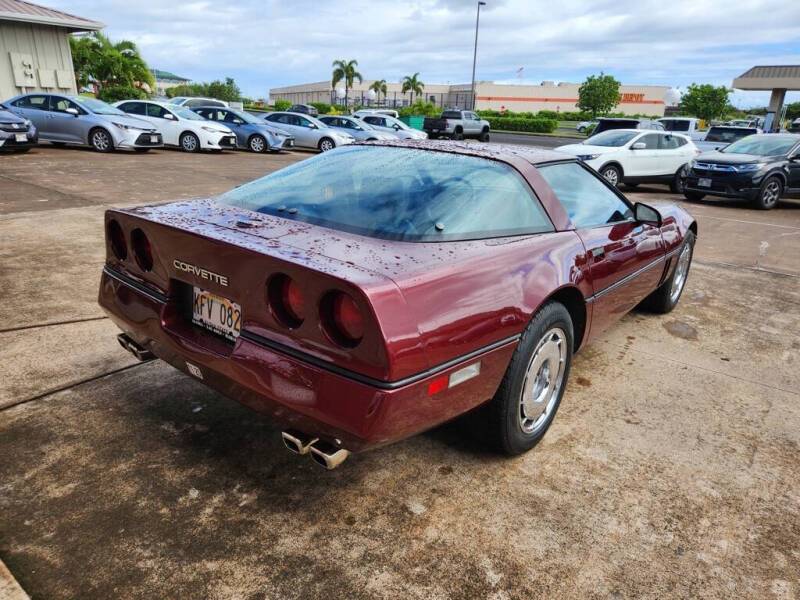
[92,130,110,151]
[602,167,619,186]
[319,139,334,152]
[519,327,567,434]
[250,136,265,152]
[669,243,692,304]
[182,134,198,152]
[762,180,781,207]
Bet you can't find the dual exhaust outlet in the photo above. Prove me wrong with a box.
[281,430,350,470]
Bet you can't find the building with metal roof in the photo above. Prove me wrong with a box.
[151,69,191,96]
[0,0,103,99]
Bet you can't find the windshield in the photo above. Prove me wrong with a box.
[173,107,207,121]
[659,119,691,132]
[228,109,260,125]
[219,146,554,242]
[585,130,639,147]
[72,96,125,116]
[383,116,409,130]
[723,136,798,156]
[705,127,758,143]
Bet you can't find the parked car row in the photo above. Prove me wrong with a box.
[1,93,430,155]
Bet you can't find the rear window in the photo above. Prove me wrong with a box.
[219,146,553,242]
[705,127,758,142]
[660,119,691,132]
[594,120,638,134]
[442,111,463,119]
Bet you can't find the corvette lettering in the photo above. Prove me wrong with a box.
[173,259,229,286]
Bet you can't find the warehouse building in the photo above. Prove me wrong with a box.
[0,0,102,100]
[270,80,671,117]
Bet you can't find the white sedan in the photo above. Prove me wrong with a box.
[114,100,237,152]
[556,129,700,192]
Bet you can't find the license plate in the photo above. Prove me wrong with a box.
[192,287,241,342]
[15,133,26,142]
[150,135,159,143]
[698,178,712,188]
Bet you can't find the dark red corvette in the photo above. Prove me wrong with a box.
[99,140,696,468]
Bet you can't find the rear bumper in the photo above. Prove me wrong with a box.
[99,266,516,452]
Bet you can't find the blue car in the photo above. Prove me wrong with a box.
[0,102,37,153]
[190,106,294,152]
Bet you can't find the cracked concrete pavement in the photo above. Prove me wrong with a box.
[0,145,798,599]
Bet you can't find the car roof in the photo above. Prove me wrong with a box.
[358,138,569,166]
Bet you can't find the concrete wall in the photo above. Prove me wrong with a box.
[270,79,670,116]
[0,21,76,100]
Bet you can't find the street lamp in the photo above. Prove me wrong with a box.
[469,1,486,111]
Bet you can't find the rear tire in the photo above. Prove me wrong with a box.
[180,132,200,153]
[684,191,705,202]
[486,302,573,455]
[751,175,782,210]
[89,128,113,153]
[641,231,695,314]
[670,165,687,194]
[600,164,622,187]
[452,129,464,141]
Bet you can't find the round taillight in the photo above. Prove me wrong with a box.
[321,291,364,347]
[267,274,305,328]
[131,228,154,271]
[107,219,127,260]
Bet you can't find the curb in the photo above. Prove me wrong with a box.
[0,559,29,600]
[493,130,585,139]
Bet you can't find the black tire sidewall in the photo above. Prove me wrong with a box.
[754,175,782,210]
[601,165,621,187]
[493,302,574,455]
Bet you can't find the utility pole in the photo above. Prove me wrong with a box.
[469,1,486,111]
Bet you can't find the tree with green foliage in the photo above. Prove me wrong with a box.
[69,32,154,102]
[577,73,621,118]
[401,73,424,104]
[331,59,362,107]
[679,83,731,121]
[784,101,800,122]
[369,79,388,103]
[165,78,241,102]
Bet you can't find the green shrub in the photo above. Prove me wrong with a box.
[485,117,558,133]
[583,123,597,136]
[98,85,147,103]
[398,101,441,117]
[310,102,332,114]
[273,99,292,111]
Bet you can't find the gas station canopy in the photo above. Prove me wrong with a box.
[732,66,800,131]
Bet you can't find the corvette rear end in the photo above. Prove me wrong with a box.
[99,199,522,466]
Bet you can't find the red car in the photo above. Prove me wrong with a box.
[99,140,696,469]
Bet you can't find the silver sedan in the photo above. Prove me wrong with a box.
[4,93,162,152]
[262,112,354,151]
[318,115,398,142]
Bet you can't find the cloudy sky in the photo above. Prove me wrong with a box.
[52,0,800,107]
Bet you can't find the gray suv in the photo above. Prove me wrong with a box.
[5,93,163,152]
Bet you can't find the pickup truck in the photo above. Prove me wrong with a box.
[657,117,706,141]
[423,110,490,141]
[693,125,759,152]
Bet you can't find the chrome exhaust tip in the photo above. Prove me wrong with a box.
[281,430,318,455]
[117,333,155,361]
[309,440,350,470]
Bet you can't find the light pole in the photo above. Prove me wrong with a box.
[469,1,486,111]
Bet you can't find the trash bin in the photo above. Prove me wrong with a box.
[399,116,425,131]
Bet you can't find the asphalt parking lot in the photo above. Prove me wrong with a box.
[1,144,799,599]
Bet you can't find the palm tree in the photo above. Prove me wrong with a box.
[401,73,424,104]
[331,59,363,107]
[369,79,388,105]
[69,32,154,97]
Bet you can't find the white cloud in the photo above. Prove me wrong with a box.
[51,0,800,106]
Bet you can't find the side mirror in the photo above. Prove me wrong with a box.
[790,153,800,162]
[65,107,79,116]
[634,202,662,227]
[309,123,318,129]
[164,113,175,120]
[393,124,401,130]
[233,119,243,125]
[631,142,646,150]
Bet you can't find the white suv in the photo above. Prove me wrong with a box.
[556,129,700,192]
